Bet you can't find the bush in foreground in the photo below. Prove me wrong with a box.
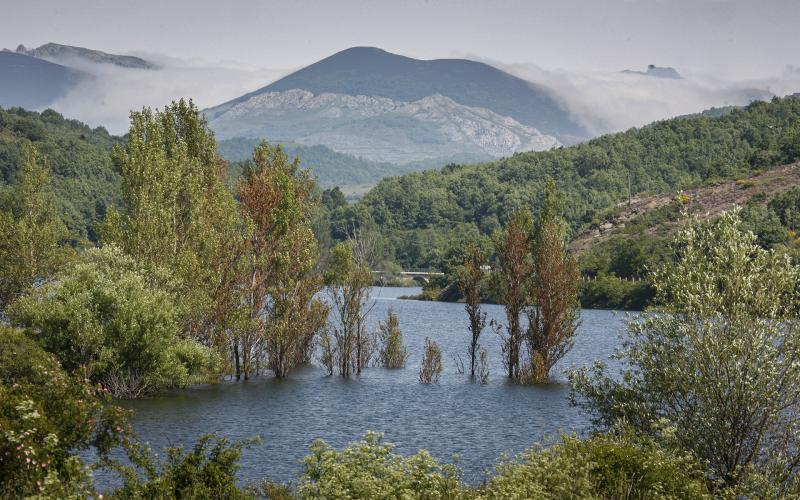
[10,246,221,398]
[0,328,128,498]
[478,430,708,499]
[291,430,708,499]
[298,432,463,499]
[571,210,800,493]
[109,435,255,500]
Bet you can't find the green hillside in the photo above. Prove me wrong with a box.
[0,107,121,241]
[218,137,481,192]
[329,96,800,269]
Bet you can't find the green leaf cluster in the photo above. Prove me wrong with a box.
[9,246,221,397]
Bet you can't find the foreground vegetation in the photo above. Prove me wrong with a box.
[2,95,800,497]
[5,199,800,496]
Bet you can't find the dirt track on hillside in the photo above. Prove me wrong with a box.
[570,162,800,252]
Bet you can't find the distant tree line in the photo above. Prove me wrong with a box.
[326,96,800,271]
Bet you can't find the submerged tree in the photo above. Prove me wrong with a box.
[571,210,800,493]
[237,141,327,379]
[457,246,487,379]
[324,239,374,377]
[376,308,408,368]
[0,143,70,309]
[524,181,581,384]
[492,210,534,380]
[419,338,443,384]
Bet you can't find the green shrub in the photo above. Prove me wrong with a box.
[572,211,800,491]
[110,435,255,500]
[376,308,409,368]
[478,431,709,499]
[0,327,128,498]
[298,432,463,499]
[9,246,221,397]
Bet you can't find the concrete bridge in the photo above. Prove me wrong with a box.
[372,270,444,284]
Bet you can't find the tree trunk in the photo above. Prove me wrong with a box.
[233,342,241,381]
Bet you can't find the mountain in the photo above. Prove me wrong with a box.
[204,47,584,165]
[0,52,85,110]
[208,90,557,164]
[207,47,585,141]
[15,43,156,69]
[331,95,800,270]
[621,64,682,79]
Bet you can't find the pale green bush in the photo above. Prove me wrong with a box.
[298,432,463,499]
[477,431,709,499]
[10,246,220,398]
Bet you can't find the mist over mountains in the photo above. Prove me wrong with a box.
[1,41,796,185]
[0,51,85,110]
[14,42,157,69]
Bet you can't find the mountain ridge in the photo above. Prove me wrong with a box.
[14,42,156,69]
[206,46,586,142]
[207,89,559,163]
[0,52,85,110]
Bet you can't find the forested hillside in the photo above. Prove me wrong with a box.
[218,137,438,191]
[329,96,800,269]
[0,107,120,241]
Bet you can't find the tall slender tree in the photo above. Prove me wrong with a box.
[493,210,534,380]
[324,241,373,377]
[524,180,581,384]
[458,246,487,379]
[237,141,327,378]
[101,100,242,344]
[0,143,70,309]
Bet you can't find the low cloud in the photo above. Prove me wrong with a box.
[47,54,289,134]
[43,52,800,138]
[491,61,800,136]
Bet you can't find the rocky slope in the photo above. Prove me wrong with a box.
[570,162,800,252]
[207,89,560,164]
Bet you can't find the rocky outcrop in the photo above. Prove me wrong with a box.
[15,43,156,69]
[206,89,560,164]
[621,64,682,79]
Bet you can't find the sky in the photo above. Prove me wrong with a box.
[2,0,798,80]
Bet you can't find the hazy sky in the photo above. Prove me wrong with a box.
[2,0,798,80]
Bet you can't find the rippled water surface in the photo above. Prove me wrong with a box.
[114,287,626,485]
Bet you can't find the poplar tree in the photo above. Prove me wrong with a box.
[525,180,580,384]
[101,100,243,343]
[0,143,69,308]
[237,141,327,378]
[457,246,487,379]
[324,241,373,376]
[493,209,534,380]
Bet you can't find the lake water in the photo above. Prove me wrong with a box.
[112,287,626,486]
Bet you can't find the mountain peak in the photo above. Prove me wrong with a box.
[210,47,586,140]
[621,64,682,79]
[14,42,156,69]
